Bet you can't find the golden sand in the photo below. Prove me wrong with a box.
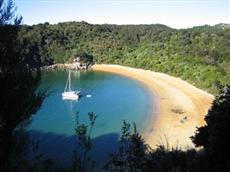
[92,64,214,149]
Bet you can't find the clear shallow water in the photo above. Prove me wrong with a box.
[28,70,153,168]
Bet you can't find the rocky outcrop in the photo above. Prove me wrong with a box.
[41,63,92,71]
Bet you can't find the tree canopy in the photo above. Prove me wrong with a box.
[0,0,45,170]
[191,85,230,171]
[18,21,230,93]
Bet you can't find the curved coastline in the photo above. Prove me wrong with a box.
[92,64,214,149]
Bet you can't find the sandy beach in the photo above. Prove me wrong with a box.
[92,64,214,149]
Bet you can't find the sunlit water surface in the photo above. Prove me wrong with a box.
[28,70,154,169]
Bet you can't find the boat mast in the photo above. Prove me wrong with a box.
[64,71,71,92]
[69,71,71,91]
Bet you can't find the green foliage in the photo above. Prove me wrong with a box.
[104,93,230,172]
[2,3,230,169]
[103,122,205,172]
[18,22,230,93]
[104,121,151,172]
[191,86,230,171]
[73,112,97,172]
[121,120,131,141]
[0,1,45,170]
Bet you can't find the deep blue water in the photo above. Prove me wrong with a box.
[28,70,153,169]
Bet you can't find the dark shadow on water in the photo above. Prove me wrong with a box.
[29,130,119,170]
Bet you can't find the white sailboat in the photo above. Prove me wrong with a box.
[62,71,81,100]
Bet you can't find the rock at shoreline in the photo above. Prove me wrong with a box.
[41,63,92,71]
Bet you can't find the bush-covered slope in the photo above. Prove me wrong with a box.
[19,21,230,93]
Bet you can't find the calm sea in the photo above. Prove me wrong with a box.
[28,70,154,169]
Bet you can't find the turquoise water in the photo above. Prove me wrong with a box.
[28,70,153,168]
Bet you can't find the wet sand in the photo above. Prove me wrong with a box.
[92,64,214,149]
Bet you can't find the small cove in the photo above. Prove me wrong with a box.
[28,70,155,168]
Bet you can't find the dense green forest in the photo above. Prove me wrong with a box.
[0,0,45,171]
[1,0,230,170]
[19,21,230,93]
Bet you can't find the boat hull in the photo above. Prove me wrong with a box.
[62,91,80,100]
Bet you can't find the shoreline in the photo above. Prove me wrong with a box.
[41,63,74,70]
[92,64,214,149]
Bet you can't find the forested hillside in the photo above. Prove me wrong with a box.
[19,21,230,93]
